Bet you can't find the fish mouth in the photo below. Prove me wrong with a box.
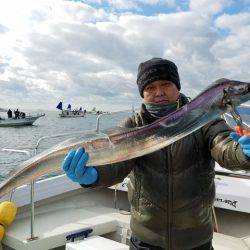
[225,82,250,96]
[223,84,250,121]
[222,82,250,108]
[247,84,250,94]
[235,84,250,97]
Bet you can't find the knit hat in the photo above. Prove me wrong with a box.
[137,58,181,97]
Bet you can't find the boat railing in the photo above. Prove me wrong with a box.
[0,112,118,241]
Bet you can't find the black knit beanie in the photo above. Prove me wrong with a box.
[137,58,181,97]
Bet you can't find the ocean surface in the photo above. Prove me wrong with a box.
[0,110,133,182]
[0,109,250,183]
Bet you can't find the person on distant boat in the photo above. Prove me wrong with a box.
[62,58,250,250]
[14,109,20,119]
[16,109,20,119]
[20,112,26,118]
[7,109,12,118]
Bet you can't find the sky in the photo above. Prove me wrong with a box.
[0,0,249,112]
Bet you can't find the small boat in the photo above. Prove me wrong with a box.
[56,102,85,118]
[59,110,85,118]
[87,107,111,115]
[0,113,45,127]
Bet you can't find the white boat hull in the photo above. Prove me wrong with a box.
[0,114,45,127]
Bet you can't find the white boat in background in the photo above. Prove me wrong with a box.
[59,110,85,118]
[87,107,111,115]
[0,113,45,127]
[56,102,86,118]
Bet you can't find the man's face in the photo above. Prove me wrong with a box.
[143,80,180,104]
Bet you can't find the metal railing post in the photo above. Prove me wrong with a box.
[96,114,103,133]
[1,148,38,240]
[94,113,118,208]
[28,179,38,241]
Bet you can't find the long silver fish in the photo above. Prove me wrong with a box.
[0,78,249,198]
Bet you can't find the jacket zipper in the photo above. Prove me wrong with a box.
[168,145,173,250]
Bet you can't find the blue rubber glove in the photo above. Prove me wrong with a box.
[62,147,98,185]
[230,132,250,158]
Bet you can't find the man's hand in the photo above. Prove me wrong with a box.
[62,147,98,185]
[230,131,250,158]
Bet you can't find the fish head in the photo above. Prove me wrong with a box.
[215,78,250,107]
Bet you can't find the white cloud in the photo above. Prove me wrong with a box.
[0,0,249,111]
[215,12,250,30]
[0,24,9,33]
[211,13,250,81]
[189,0,232,15]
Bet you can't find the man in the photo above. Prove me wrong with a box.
[62,58,250,250]
[14,109,20,119]
[7,109,12,118]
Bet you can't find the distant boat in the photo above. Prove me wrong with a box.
[59,110,85,118]
[86,107,111,115]
[56,102,85,118]
[86,110,110,115]
[0,113,45,127]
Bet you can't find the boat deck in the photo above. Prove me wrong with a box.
[2,178,250,250]
[3,188,130,250]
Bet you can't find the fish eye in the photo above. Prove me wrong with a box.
[227,86,234,93]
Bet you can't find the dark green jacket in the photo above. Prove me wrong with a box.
[93,104,250,250]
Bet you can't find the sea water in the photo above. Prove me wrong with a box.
[0,110,132,181]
